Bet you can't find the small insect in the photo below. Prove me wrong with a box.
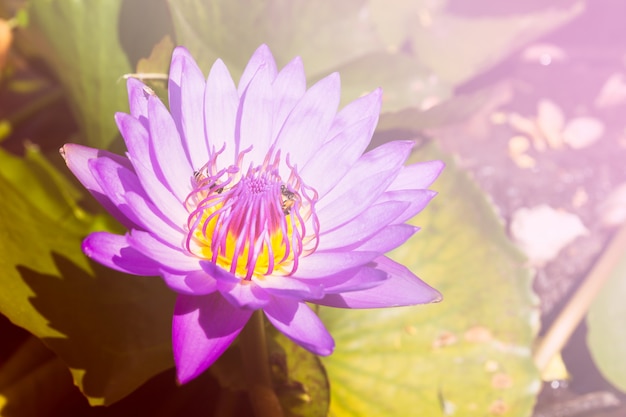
[142,85,157,97]
[280,185,297,215]
[193,169,206,182]
[193,170,224,194]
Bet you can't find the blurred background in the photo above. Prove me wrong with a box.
[1,0,626,416]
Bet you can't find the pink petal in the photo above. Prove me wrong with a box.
[317,256,442,308]
[264,298,334,355]
[173,293,252,383]
[82,232,160,276]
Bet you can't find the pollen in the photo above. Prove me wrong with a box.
[184,148,319,280]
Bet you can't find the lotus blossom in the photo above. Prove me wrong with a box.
[60,45,443,383]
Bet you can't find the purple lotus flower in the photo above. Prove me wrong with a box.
[61,45,443,383]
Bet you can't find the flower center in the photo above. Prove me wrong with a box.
[184,148,318,280]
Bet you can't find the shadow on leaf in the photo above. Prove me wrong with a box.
[18,252,175,405]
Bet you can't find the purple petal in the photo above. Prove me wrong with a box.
[317,139,414,210]
[319,266,387,294]
[316,256,442,308]
[200,261,240,283]
[88,157,183,245]
[237,62,275,164]
[316,167,397,232]
[317,200,409,250]
[294,250,380,279]
[60,144,136,229]
[115,113,189,223]
[124,191,184,244]
[264,299,334,355]
[237,44,277,95]
[147,95,193,202]
[274,72,340,170]
[169,46,210,169]
[126,77,149,120]
[201,262,271,309]
[376,189,437,224]
[217,280,271,309]
[204,59,238,165]
[354,224,419,253]
[301,89,381,197]
[82,232,160,276]
[173,293,252,383]
[389,160,445,191]
[270,56,306,139]
[253,275,324,300]
[127,230,200,272]
[162,269,218,295]
[167,46,186,134]
[326,88,382,142]
[316,141,414,230]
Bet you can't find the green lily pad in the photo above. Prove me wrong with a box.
[167,0,581,113]
[0,150,175,405]
[320,141,540,416]
[24,0,132,148]
[370,0,584,86]
[377,88,495,133]
[0,146,84,227]
[166,0,446,111]
[587,227,626,393]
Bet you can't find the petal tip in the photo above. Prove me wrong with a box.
[249,44,276,66]
[59,143,72,163]
[175,365,204,385]
[429,288,443,304]
[172,45,193,60]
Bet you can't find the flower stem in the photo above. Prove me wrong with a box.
[239,310,284,417]
[533,220,626,372]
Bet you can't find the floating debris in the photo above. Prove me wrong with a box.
[562,117,605,149]
[510,205,588,266]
